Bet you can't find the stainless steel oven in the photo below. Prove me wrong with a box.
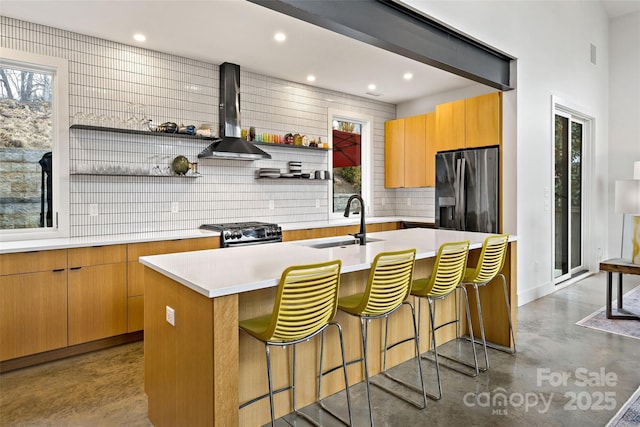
[199,222,282,248]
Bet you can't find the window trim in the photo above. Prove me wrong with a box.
[327,108,373,218]
[1,48,69,240]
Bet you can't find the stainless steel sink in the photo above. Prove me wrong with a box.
[302,237,384,249]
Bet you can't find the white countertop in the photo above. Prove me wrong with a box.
[139,228,516,299]
[0,216,433,254]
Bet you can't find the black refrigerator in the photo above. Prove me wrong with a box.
[435,146,499,233]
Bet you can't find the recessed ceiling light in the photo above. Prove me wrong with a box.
[307,75,316,82]
[368,83,376,91]
[133,33,146,42]
[403,72,413,80]
[274,32,286,42]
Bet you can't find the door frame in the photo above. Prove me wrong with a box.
[550,96,595,287]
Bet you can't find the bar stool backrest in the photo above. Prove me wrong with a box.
[465,234,509,284]
[354,249,416,316]
[423,241,470,297]
[268,260,342,342]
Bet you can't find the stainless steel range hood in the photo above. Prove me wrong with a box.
[198,62,271,161]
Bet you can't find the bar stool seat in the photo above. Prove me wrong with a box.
[411,240,476,401]
[239,259,353,427]
[460,234,516,371]
[334,249,427,426]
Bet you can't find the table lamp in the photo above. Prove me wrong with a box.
[615,164,640,264]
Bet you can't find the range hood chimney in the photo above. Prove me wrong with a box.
[198,62,271,161]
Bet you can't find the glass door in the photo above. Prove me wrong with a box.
[554,112,584,283]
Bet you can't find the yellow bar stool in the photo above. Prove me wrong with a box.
[410,240,476,401]
[459,234,516,372]
[239,260,353,427]
[333,249,427,426]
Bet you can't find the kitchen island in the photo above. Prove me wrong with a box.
[140,228,517,426]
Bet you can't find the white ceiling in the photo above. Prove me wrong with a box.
[0,0,484,104]
[2,1,637,105]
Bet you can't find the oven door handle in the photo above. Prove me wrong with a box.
[224,238,282,248]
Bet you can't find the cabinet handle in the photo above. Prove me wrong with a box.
[70,266,82,270]
[52,268,65,272]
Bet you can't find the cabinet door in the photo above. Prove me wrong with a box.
[68,263,127,345]
[425,112,437,187]
[0,270,68,360]
[384,118,405,188]
[404,114,427,187]
[466,92,502,148]
[436,99,465,152]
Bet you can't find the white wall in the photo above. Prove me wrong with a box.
[402,0,612,305]
[608,11,640,257]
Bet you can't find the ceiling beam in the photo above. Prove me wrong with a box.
[249,0,514,91]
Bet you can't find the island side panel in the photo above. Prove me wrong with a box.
[144,267,239,427]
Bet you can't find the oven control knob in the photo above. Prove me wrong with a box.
[234,231,242,239]
[266,229,271,236]
[224,232,231,240]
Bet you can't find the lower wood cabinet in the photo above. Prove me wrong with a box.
[283,222,399,242]
[67,245,127,345]
[68,263,127,345]
[0,269,68,360]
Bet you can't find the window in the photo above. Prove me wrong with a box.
[0,49,69,240]
[328,109,372,216]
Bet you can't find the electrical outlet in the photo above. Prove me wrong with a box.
[315,199,320,208]
[171,202,179,213]
[89,204,98,216]
[381,198,386,206]
[269,200,275,210]
[166,306,175,326]
[407,198,411,206]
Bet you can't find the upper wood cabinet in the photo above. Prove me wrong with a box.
[465,92,502,148]
[404,114,427,187]
[435,99,465,152]
[384,118,405,188]
[435,92,502,151]
[385,113,434,188]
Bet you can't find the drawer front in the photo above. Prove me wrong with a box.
[0,249,67,276]
[127,237,219,261]
[68,245,127,268]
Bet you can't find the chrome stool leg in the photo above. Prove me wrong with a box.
[376,302,428,409]
[471,283,490,371]
[318,324,354,426]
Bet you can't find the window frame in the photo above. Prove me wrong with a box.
[327,108,373,218]
[1,48,69,240]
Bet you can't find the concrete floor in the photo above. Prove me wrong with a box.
[1,272,639,427]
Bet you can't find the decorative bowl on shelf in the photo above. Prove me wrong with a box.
[171,156,190,175]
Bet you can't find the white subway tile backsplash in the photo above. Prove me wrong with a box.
[1,16,426,237]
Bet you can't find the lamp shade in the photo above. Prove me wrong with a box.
[615,180,640,214]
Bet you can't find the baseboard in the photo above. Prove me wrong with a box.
[518,281,554,306]
[0,331,144,373]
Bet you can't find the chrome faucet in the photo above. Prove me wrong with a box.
[344,194,366,245]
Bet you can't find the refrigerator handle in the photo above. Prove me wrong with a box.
[454,158,460,226]
[458,158,466,230]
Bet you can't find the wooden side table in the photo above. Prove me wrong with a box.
[599,258,640,320]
